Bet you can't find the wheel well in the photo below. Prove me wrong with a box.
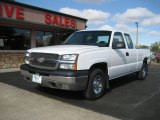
[89,62,110,89]
[90,63,108,74]
[143,57,148,64]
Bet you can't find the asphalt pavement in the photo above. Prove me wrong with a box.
[0,64,160,120]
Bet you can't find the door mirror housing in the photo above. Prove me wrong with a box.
[113,42,125,49]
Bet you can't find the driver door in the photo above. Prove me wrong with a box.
[109,32,129,79]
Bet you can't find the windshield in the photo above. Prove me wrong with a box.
[64,31,111,47]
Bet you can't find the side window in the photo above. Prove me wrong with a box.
[124,33,133,49]
[112,32,125,48]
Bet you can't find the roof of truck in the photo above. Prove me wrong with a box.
[78,29,130,34]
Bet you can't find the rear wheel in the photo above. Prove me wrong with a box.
[84,69,106,100]
[137,63,148,80]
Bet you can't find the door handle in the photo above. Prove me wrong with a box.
[126,52,129,56]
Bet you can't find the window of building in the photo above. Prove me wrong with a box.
[35,31,74,47]
[0,26,31,50]
[36,31,54,47]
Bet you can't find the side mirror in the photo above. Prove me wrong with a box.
[113,42,125,49]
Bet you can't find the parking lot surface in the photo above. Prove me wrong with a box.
[0,64,160,120]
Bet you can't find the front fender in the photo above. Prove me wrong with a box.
[77,52,111,70]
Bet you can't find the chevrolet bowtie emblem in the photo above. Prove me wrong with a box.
[37,58,45,63]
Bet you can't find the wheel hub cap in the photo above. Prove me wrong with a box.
[93,75,103,94]
[142,68,146,77]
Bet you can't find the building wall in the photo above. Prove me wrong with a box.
[0,1,87,30]
[0,1,87,69]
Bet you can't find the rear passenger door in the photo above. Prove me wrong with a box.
[109,32,129,79]
[124,33,137,73]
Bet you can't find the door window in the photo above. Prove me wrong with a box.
[112,32,126,48]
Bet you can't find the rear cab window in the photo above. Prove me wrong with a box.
[124,33,134,49]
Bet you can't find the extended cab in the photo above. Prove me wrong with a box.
[20,30,150,100]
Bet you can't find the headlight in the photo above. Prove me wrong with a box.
[61,54,78,61]
[59,63,77,70]
[59,54,78,70]
[25,51,31,64]
[25,52,30,57]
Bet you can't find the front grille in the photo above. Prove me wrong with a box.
[30,52,59,70]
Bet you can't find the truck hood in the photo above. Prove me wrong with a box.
[27,45,104,55]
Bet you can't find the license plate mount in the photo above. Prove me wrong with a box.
[32,74,42,84]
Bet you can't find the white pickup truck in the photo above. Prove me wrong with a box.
[20,30,150,100]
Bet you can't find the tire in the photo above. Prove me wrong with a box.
[84,69,106,100]
[137,63,148,80]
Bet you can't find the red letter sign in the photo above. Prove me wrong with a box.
[64,17,70,27]
[3,3,14,17]
[16,6,24,19]
[53,15,59,25]
[45,13,51,24]
[70,18,75,28]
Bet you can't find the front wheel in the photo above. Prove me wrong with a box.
[84,69,106,100]
[136,63,148,80]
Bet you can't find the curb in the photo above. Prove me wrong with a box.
[0,68,20,73]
